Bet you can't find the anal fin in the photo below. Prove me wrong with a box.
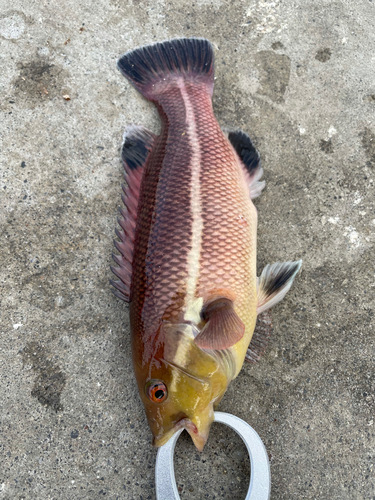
[245,310,272,364]
[194,299,245,351]
[226,129,265,199]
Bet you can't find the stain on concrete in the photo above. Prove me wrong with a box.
[254,50,291,102]
[320,138,333,153]
[360,127,375,163]
[315,48,331,62]
[21,341,66,411]
[23,264,75,313]
[271,41,284,50]
[363,94,375,103]
[13,57,69,106]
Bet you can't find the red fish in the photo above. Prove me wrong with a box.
[111,38,301,451]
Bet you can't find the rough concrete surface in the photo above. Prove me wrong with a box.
[1,0,374,498]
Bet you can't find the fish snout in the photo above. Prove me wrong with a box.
[176,417,209,452]
[174,417,197,434]
[152,417,209,451]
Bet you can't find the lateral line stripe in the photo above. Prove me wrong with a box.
[177,79,203,318]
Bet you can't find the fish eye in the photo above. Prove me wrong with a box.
[146,380,167,403]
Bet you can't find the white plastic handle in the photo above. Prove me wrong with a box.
[155,411,271,500]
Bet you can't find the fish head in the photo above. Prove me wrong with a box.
[136,322,231,451]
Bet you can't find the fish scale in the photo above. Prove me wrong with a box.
[189,83,258,374]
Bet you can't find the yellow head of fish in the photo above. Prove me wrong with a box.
[134,323,231,451]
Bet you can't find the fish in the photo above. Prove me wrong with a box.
[111,37,302,451]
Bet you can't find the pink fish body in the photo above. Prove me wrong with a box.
[112,38,301,450]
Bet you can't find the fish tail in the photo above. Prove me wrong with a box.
[117,37,214,100]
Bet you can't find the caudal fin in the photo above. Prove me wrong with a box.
[117,37,215,100]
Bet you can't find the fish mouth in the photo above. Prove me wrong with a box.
[152,417,208,452]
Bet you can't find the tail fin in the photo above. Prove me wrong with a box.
[117,37,215,100]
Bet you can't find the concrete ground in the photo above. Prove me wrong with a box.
[1,0,374,498]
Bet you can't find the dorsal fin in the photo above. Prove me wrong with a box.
[227,129,265,199]
[111,125,156,302]
[194,298,245,350]
[121,124,156,172]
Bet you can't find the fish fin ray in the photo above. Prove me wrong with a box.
[225,128,265,199]
[111,125,156,303]
[110,265,132,285]
[257,260,302,314]
[194,299,245,350]
[117,38,214,100]
[121,124,156,172]
[110,279,130,301]
[245,310,273,364]
[111,288,130,302]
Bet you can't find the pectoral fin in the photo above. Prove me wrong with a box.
[194,299,245,350]
[257,260,302,314]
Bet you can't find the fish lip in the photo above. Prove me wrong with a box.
[152,417,200,448]
[175,417,198,434]
[177,415,212,452]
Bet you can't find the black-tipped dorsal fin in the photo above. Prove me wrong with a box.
[194,299,245,350]
[122,124,156,172]
[111,125,156,302]
[245,310,272,364]
[257,260,302,314]
[226,129,265,199]
[117,38,215,100]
